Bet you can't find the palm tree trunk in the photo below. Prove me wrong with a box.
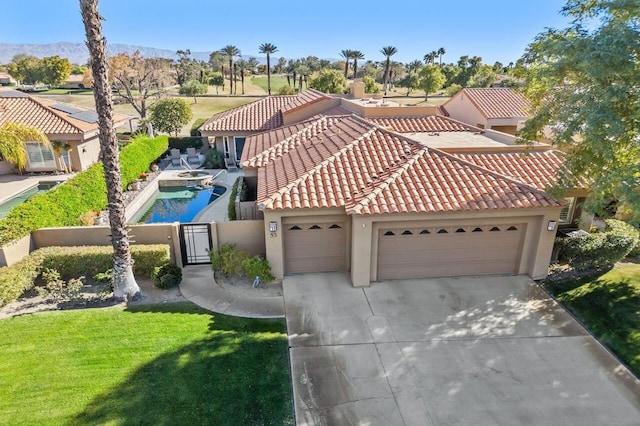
[228,59,233,94]
[80,0,140,302]
[266,54,271,95]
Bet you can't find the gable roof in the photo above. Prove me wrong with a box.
[368,115,477,133]
[0,91,129,135]
[445,88,532,119]
[255,115,560,214]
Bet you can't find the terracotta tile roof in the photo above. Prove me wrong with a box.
[450,88,532,119]
[256,118,560,214]
[241,120,315,165]
[0,92,129,135]
[368,115,477,133]
[279,89,330,114]
[454,151,565,190]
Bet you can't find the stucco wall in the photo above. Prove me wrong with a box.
[213,220,265,256]
[0,235,33,267]
[442,93,487,128]
[0,160,14,175]
[282,98,341,125]
[76,135,101,171]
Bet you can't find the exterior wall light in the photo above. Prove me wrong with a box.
[269,221,277,232]
[547,220,557,231]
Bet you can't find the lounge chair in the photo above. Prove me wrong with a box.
[225,157,238,172]
[186,147,200,165]
[170,148,181,166]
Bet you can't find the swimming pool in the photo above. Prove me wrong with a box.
[0,181,60,220]
[132,185,227,223]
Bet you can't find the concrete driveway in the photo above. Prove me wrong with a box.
[284,273,640,426]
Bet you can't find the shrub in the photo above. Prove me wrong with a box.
[149,98,193,136]
[363,76,380,94]
[190,118,207,136]
[36,268,83,303]
[168,136,203,153]
[93,269,113,292]
[210,243,249,276]
[277,85,296,95]
[560,219,638,270]
[0,135,168,246]
[151,263,182,289]
[228,177,240,220]
[0,244,170,307]
[445,84,463,97]
[242,256,275,283]
[203,149,225,169]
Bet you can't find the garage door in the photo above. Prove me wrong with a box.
[377,223,525,280]
[284,221,347,274]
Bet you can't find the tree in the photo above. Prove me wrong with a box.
[208,72,224,94]
[236,59,247,94]
[220,45,240,95]
[109,52,173,122]
[520,0,640,222]
[175,49,201,86]
[275,57,287,73]
[208,50,225,72]
[351,51,365,79]
[467,65,497,87]
[340,49,353,78]
[149,98,193,136]
[80,0,141,301]
[308,69,348,94]
[362,76,380,94]
[40,56,72,86]
[418,65,446,100]
[0,123,49,171]
[397,72,421,96]
[179,80,208,103]
[258,43,278,95]
[380,46,398,95]
[406,60,423,74]
[437,47,446,66]
[7,55,43,84]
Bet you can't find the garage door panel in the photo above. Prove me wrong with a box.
[285,221,347,274]
[377,224,525,280]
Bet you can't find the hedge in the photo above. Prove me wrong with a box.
[168,136,203,153]
[227,177,240,221]
[0,244,170,307]
[0,135,168,246]
[190,118,208,136]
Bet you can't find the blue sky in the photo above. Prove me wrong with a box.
[0,0,571,64]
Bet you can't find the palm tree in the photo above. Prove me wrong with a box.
[258,43,278,95]
[380,46,398,95]
[220,45,240,95]
[406,59,423,74]
[340,49,353,78]
[351,51,365,80]
[437,47,446,66]
[0,123,49,172]
[424,52,435,65]
[236,59,247,95]
[80,0,141,301]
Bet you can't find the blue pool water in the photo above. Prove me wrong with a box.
[0,181,60,219]
[135,185,227,223]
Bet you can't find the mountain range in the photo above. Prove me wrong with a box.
[0,42,251,65]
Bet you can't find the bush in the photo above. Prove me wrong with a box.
[445,84,463,97]
[228,177,240,220]
[210,243,249,276]
[242,256,275,283]
[151,263,182,289]
[36,268,83,303]
[363,76,380,94]
[277,85,296,95]
[168,136,203,153]
[149,98,193,136]
[0,135,169,246]
[560,219,638,270]
[203,149,225,169]
[0,244,170,307]
[190,118,207,136]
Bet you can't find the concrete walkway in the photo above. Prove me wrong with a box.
[179,265,285,319]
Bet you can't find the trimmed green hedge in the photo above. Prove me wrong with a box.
[168,136,203,153]
[0,135,168,246]
[0,244,170,307]
[228,177,239,221]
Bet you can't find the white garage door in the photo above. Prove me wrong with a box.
[377,223,525,280]
[284,221,347,274]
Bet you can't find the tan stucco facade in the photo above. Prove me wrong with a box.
[444,92,526,135]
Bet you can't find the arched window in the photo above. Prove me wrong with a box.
[289,225,302,231]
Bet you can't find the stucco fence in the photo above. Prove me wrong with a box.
[0,220,265,268]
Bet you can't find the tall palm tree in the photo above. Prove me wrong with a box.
[351,51,365,80]
[340,49,353,78]
[0,123,49,172]
[380,46,398,95]
[236,59,247,95]
[80,0,140,301]
[258,43,278,95]
[220,45,240,95]
[424,52,436,65]
[437,47,446,66]
[406,59,423,74]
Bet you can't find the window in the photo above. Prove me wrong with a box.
[455,228,466,233]
[419,229,430,234]
[234,137,246,162]
[61,149,72,171]
[437,229,448,234]
[289,225,302,231]
[223,137,230,159]
[472,227,483,232]
[507,226,518,231]
[309,225,322,230]
[559,198,576,224]
[489,227,501,232]
[401,230,413,235]
[384,231,395,236]
[26,142,55,169]
[329,224,342,229]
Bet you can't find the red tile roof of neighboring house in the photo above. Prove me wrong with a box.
[255,116,560,214]
[449,88,532,119]
[0,91,129,135]
[279,89,330,114]
[368,115,477,133]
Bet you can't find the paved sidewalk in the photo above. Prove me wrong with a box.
[179,265,285,318]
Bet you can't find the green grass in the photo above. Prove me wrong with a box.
[251,75,289,94]
[545,264,640,375]
[0,303,293,425]
[39,88,93,95]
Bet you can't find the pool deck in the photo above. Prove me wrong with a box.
[194,169,244,223]
[0,173,73,205]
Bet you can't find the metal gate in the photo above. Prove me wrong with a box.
[179,223,212,265]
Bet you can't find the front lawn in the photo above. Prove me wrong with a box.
[545,264,640,376]
[251,75,289,93]
[0,303,293,425]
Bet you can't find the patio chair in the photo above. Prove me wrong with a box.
[170,148,181,166]
[225,157,238,172]
[186,147,200,165]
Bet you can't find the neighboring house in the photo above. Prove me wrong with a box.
[0,90,130,175]
[58,74,87,90]
[442,87,531,135]
[0,73,14,86]
[240,112,583,287]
